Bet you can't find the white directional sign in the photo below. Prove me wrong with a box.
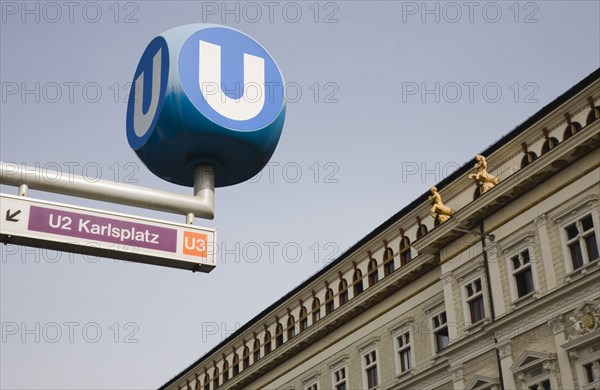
[0,193,216,272]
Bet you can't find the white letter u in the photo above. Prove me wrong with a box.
[133,48,163,137]
[198,40,265,121]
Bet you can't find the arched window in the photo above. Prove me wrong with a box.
[263,331,272,356]
[563,121,582,141]
[353,269,363,296]
[339,279,349,306]
[400,236,411,266]
[299,306,308,332]
[275,323,284,347]
[232,353,239,376]
[368,258,379,287]
[416,222,428,240]
[222,360,229,383]
[212,367,219,389]
[253,339,260,362]
[242,346,250,369]
[203,374,210,390]
[586,106,600,125]
[383,247,395,276]
[287,315,296,340]
[325,288,335,315]
[312,298,321,323]
[541,137,559,155]
[520,151,537,168]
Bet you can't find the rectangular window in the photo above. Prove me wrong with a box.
[305,384,318,390]
[333,367,347,390]
[396,331,412,373]
[528,379,551,390]
[465,278,486,323]
[432,311,449,352]
[565,214,599,270]
[512,249,535,298]
[363,350,378,389]
[582,360,600,385]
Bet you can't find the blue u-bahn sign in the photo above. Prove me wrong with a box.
[126,24,286,187]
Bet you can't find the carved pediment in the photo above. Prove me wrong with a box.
[465,374,499,390]
[510,350,557,374]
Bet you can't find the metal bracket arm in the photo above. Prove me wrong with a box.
[0,162,214,220]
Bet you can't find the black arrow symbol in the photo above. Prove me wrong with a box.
[5,209,21,222]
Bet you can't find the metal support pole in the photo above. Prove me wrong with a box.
[0,162,215,220]
[185,165,215,225]
[18,184,28,197]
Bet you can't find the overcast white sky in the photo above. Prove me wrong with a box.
[1,1,599,389]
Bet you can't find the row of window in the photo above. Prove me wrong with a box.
[182,103,599,390]
[188,208,599,390]
[520,105,599,169]
[193,245,416,389]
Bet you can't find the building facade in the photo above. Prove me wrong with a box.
[161,69,600,390]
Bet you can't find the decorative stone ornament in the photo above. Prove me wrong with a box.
[469,154,499,194]
[428,186,454,224]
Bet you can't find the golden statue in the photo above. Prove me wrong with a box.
[469,154,499,194]
[429,187,454,224]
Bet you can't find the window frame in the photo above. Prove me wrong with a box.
[457,265,490,329]
[390,320,415,378]
[357,338,381,390]
[353,268,364,296]
[299,306,308,332]
[554,197,600,281]
[253,339,260,363]
[431,310,449,353]
[383,247,395,276]
[339,279,349,306]
[312,298,321,323]
[325,288,335,315]
[332,366,348,390]
[368,258,379,287]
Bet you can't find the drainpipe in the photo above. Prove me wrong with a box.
[479,222,505,390]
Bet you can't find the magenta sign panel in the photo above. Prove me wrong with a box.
[28,206,177,253]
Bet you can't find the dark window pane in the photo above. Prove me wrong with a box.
[512,255,521,269]
[435,327,449,351]
[466,284,473,296]
[366,366,378,388]
[584,363,595,383]
[515,268,534,297]
[569,242,584,269]
[585,233,599,261]
[521,249,530,263]
[566,223,579,240]
[581,215,594,231]
[470,297,485,323]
